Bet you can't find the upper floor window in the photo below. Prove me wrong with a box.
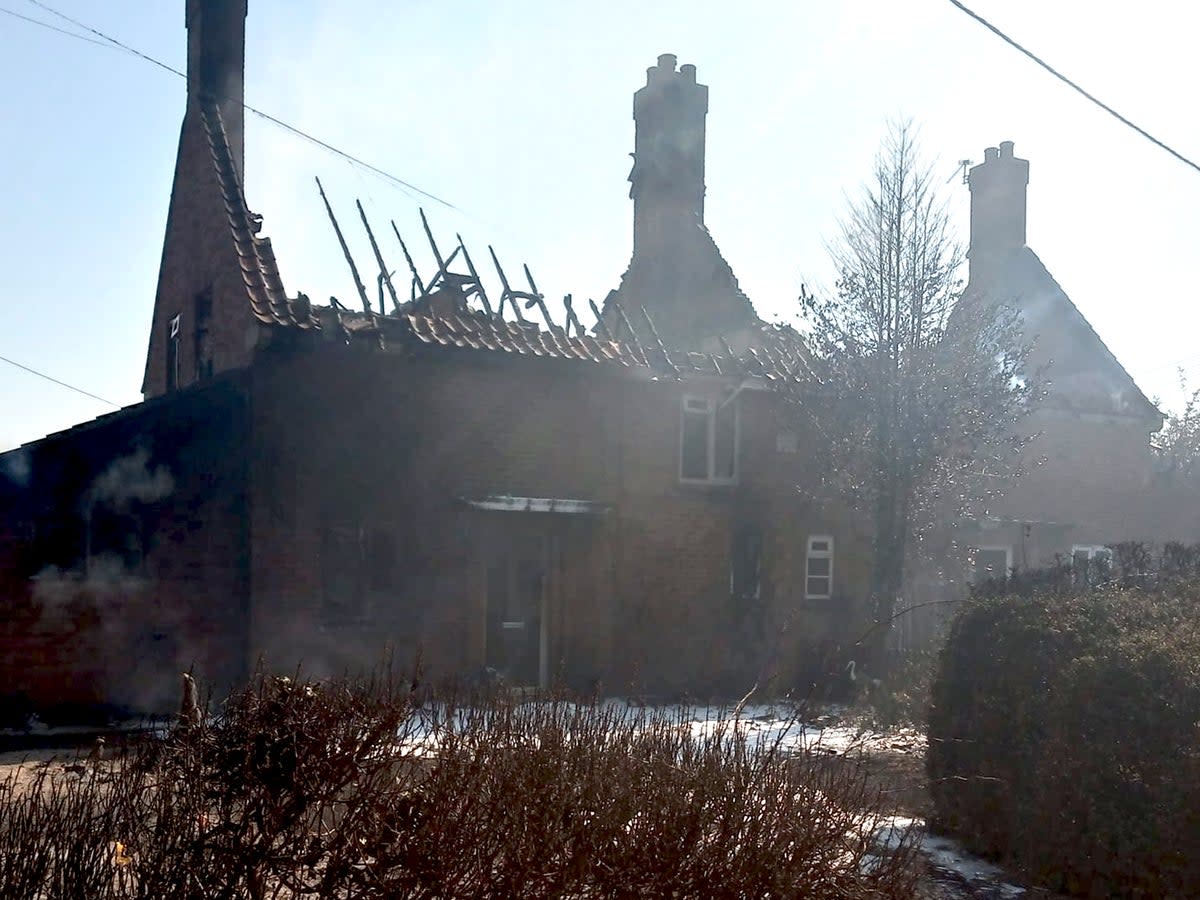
[193,290,213,381]
[805,535,834,599]
[166,314,182,392]
[680,395,738,484]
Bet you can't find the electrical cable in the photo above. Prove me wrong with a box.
[0,4,110,47]
[946,0,1200,175]
[0,354,121,408]
[20,0,460,210]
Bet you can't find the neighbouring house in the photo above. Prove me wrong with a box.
[895,141,1177,650]
[0,1,870,716]
[894,141,1200,650]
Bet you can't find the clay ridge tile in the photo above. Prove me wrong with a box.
[199,100,316,331]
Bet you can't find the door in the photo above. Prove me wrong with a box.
[486,533,547,686]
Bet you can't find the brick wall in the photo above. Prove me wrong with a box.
[0,377,252,715]
[244,347,864,696]
[1,341,866,710]
[143,103,263,399]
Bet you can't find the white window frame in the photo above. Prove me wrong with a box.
[1071,544,1112,569]
[804,535,834,600]
[678,394,739,485]
[971,545,1013,584]
[1071,544,1111,562]
[166,313,182,392]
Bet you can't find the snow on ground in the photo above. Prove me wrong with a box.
[683,702,926,755]
[390,698,927,759]
[871,817,1026,898]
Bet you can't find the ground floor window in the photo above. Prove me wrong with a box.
[1071,544,1112,582]
[805,535,833,599]
[971,545,1011,585]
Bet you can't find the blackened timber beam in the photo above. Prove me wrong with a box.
[608,296,648,365]
[316,177,371,314]
[488,246,528,323]
[521,264,557,333]
[639,305,677,374]
[419,208,465,295]
[588,298,615,342]
[390,220,428,301]
[356,199,401,314]
[563,295,583,338]
[457,235,494,317]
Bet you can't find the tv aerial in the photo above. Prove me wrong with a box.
[946,159,973,185]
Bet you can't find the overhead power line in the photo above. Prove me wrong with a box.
[18,0,460,210]
[0,4,108,47]
[0,354,121,409]
[946,0,1200,176]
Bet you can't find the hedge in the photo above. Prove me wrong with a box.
[928,578,1200,896]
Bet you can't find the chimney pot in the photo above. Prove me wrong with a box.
[680,63,697,83]
[967,141,1030,283]
[657,53,678,71]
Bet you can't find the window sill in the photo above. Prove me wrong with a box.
[678,477,739,489]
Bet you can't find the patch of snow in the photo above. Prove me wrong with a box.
[870,816,1026,898]
[684,704,926,756]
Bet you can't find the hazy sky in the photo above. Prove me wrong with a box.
[2,1,1198,451]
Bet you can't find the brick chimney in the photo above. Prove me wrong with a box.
[967,140,1029,285]
[629,54,709,256]
[186,0,246,179]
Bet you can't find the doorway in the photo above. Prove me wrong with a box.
[486,533,547,686]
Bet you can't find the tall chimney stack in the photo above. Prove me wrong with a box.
[967,140,1029,285]
[629,54,709,256]
[186,0,247,179]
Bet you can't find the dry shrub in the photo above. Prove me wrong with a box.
[929,581,1200,897]
[0,669,920,898]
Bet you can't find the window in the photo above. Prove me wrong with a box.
[166,314,182,392]
[323,523,397,624]
[805,535,833,599]
[972,545,1012,585]
[1072,545,1112,567]
[193,290,213,381]
[322,523,366,623]
[679,395,738,483]
[731,525,762,601]
[1072,544,1112,582]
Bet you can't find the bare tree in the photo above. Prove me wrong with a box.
[796,121,1032,675]
[1156,372,1200,480]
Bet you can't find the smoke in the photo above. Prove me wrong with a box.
[87,447,173,512]
[0,448,31,488]
[18,448,181,716]
[29,558,184,715]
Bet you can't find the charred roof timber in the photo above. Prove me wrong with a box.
[306,184,809,382]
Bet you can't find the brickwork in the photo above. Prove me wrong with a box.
[142,103,263,399]
[235,348,857,697]
[0,378,253,714]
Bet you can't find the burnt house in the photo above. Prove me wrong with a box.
[0,1,867,713]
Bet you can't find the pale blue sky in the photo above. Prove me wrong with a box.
[2,1,1198,451]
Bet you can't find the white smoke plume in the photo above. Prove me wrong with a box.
[86,447,173,512]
